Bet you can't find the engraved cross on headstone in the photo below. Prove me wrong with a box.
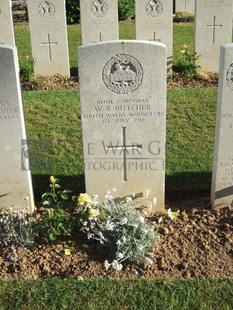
[182,0,190,10]
[41,33,57,61]
[105,127,142,182]
[206,16,222,44]
[93,33,102,43]
[148,32,161,42]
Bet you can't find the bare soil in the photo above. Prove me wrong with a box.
[20,71,219,91]
[0,192,232,280]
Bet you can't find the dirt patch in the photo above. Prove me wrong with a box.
[20,72,218,91]
[0,192,232,280]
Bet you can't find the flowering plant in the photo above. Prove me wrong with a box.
[176,45,200,80]
[41,176,77,241]
[76,191,158,270]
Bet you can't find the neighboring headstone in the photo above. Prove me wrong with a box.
[195,0,233,72]
[135,0,173,68]
[211,43,233,208]
[175,0,195,14]
[27,0,70,77]
[0,44,34,212]
[0,0,15,45]
[80,0,119,45]
[78,40,167,211]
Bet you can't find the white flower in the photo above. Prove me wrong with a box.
[112,260,123,271]
[139,215,145,224]
[167,208,174,220]
[117,252,124,259]
[143,257,153,265]
[93,194,99,200]
[92,195,99,206]
[125,196,133,203]
[153,197,157,206]
[158,217,163,224]
[120,217,128,225]
[105,221,114,231]
[104,190,113,200]
[104,260,111,270]
[137,244,144,251]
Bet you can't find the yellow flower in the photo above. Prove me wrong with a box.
[78,193,92,205]
[64,247,74,256]
[50,176,55,183]
[167,208,180,220]
[183,44,187,49]
[98,210,105,219]
[77,276,84,281]
[180,49,185,54]
[89,208,98,217]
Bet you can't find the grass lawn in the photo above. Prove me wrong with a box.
[22,86,217,198]
[0,278,232,310]
[14,22,194,68]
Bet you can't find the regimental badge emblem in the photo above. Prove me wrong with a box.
[102,54,143,95]
[91,0,108,17]
[38,1,55,18]
[226,63,233,91]
[145,0,163,17]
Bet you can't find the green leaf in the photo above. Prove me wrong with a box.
[61,193,69,200]
[49,233,57,241]
[41,193,49,200]
[42,200,51,206]
[62,190,72,194]
[72,195,78,201]
[54,184,61,189]
[53,229,62,236]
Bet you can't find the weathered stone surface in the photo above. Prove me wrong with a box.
[0,44,34,211]
[78,40,167,211]
[195,0,233,72]
[211,43,233,208]
[175,0,195,13]
[135,0,173,67]
[27,0,70,77]
[0,0,15,45]
[80,0,119,45]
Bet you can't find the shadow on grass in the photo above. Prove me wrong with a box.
[166,171,212,192]
[31,171,212,205]
[32,174,85,204]
[70,67,78,78]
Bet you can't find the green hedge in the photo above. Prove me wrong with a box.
[66,0,135,24]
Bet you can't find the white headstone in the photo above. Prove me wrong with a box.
[0,0,15,45]
[80,0,119,45]
[0,45,34,212]
[175,0,195,14]
[135,0,173,68]
[27,0,70,77]
[78,40,167,212]
[211,43,233,208]
[195,0,233,72]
